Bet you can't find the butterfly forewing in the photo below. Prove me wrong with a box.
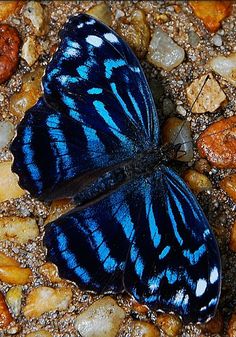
[11,14,158,199]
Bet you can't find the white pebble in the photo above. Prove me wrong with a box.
[210,53,236,87]
[0,121,15,151]
[176,105,187,116]
[212,34,223,47]
[74,296,125,337]
[147,27,185,71]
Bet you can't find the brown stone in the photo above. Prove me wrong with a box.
[220,174,236,203]
[197,116,236,169]
[189,1,232,33]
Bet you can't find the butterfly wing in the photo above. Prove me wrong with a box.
[124,165,221,323]
[11,14,158,200]
[44,166,221,323]
[43,14,159,145]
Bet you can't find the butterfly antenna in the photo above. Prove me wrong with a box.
[171,74,210,148]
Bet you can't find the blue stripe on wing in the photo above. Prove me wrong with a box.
[44,167,221,323]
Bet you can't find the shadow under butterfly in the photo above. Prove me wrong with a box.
[10,14,221,324]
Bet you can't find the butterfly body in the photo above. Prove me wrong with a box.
[10,14,221,324]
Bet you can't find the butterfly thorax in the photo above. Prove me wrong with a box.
[124,143,181,179]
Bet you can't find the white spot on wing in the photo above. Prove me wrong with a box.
[86,35,103,47]
[77,23,84,29]
[104,33,119,43]
[210,267,219,284]
[196,278,207,297]
[174,288,185,305]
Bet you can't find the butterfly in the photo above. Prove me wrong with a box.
[10,14,221,324]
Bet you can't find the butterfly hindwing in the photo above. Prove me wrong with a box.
[44,167,221,323]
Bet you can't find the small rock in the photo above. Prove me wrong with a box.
[188,30,200,48]
[0,121,14,151]
[229,220,236,252]
[6,286,22,317]
[131,321,160,337]
[200,311,223,334]
[0,24,21,84]
[87,2,112,26]
[26,330,53,337]
[197,115,236,169]
[162,98,176,116]
[183,169,212,194]
[116,9,150,58]
[23,286,72,318]
[162,117,193,162]
[189,1,232,33]
[0,291,14,329]
[0,161,25,202]
[0,265,32,285]
[176,105,187,116]
[45,199,74,224]
[156,313,182,337]
[39,262,61,283]
[0,1,23,21]
[10,66,44,119]
[220,173,236,203]
[147,27,185,71]
[0,252,19,267]
[23,1,48,36]
[21,37,40,66]
[212,34,223,47]
[194,159,211,174]
[0,216,39,244]
[210,53,236,87]
[228,313,236,337]
[186,73,226,113]
[74,296,125,337]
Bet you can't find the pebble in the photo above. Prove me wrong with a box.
[210,53,236,87]
[229,220,236,252]
[220,173,236,203]
[162,117,193,162]
[200,311,223,334]
[228,313,236,337]
[21,37,40,66]
[0,216,39,244]
[87,2,112,26]
[186,73,226,113]
[74,296,125,337]
[6,286,22,317]
[0,291,14,329]
[23,286,72,318]
[39,262,61,283]
[162,98,175,116]
[23,1,47,36]
[10,66,44,119]
[26,331,53,337]
[0,1,22,21]
[116,9,150,58]
[147,27,185,71]
[0,264,32,285]
[183,169,212,194]
[0,24,21,84]
[176,105,187,116]
[188,30,200,48]
[156,313,182,337]
[131,321,160,337]
[197,115,236,169]
[194,159,211,174]
[189,1,232,33]
[0,161,25,202]
[212,34,223,47]
[0,121,14,151]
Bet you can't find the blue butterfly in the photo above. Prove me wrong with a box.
[10,14,221,323]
